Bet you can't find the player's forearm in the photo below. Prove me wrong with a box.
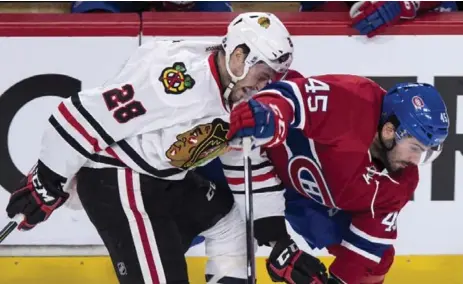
[222,149,288,244]
[39,116,90,180]
[39,91,122,179]
[251,189,288,245]
[233,190,288,245]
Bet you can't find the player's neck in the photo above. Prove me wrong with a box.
[216,52,232,89]
[369,135,384,162]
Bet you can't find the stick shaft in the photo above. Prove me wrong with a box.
[0,215,22,244]
[242,137,255,284]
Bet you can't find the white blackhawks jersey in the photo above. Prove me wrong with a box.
[40,39,284,222]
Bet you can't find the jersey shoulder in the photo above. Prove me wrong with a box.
[287,74,386,102]
[311,74,386,96]
[100,39,224,111]
[148,40,225,108]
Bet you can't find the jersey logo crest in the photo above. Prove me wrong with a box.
[159,62,195,95]
[257,16,271,29]
[166,118,229,169]
[288,155,337,208]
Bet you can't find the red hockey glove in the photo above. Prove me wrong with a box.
[266,238,328,284]
[350,1,419,37]
[6,162,69,230]
[227,99,289,148]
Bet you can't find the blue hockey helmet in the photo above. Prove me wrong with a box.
[380,83,449,164]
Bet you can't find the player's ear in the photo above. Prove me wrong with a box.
[229,49,246,78]
[230,47,246,67]
[381,122,396,141]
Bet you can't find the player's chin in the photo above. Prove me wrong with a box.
[230,89,246,103]
[391,161,408,172]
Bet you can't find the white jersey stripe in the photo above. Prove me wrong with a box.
[117,169,166,284]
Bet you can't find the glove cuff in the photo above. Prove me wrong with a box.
[37,160,67,195]
[255,215,288,246]
[269,237,298,261]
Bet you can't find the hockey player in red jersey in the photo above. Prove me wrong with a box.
[227,74,449,283]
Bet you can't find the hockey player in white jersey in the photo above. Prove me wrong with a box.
[4,12,322,284]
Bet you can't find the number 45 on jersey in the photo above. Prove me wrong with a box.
[305,78,330,112]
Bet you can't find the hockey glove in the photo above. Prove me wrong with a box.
[6,162,69,230]
[227,99,288,148]
[350,1,419,37]
[266,238,328,284]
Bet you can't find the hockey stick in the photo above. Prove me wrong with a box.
[242,137,256,284]
[0,215,22,244]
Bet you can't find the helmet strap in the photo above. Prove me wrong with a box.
[223,52,250,102]
[222,81,235,109]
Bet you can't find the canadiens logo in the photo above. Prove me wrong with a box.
[288,156,336,208]
[411,95,425,109]
[166,118,230,169]
[159,62,195,95]
[257,16,271,29]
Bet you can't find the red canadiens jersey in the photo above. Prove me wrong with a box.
[255,74,419,283]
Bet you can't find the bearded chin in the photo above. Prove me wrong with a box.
[378,143,400,173]
[381,150,395,173]
[379,146,405,174]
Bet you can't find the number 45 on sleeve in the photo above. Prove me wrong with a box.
[305,78,329,112]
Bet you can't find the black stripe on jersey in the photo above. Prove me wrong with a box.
[49,115,93,159]
[71,95,184,178]
[222,160,272,171]
[49,116,126,168]
[231,184,284,194]
[71,95,115,146]
[89,154,127,167]
[117,140,183,178]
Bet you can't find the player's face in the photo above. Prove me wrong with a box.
[230,63,277,102]
[228,49,277,102]
[387,137,429,171]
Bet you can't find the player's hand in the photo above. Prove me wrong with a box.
[6,162,69,230]
[266,238,328,284]
[227,99,288,148]
[350,1,419,37]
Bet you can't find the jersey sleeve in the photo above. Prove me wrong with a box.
[40,82,143,180]
[219,149,288,245]
[328,210,398,283]
[327,161,418,283]
[254,74,385,145]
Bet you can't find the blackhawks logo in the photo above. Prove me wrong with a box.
[257,16,270,29]
[159,62,195,94]
[166,118,230,169]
